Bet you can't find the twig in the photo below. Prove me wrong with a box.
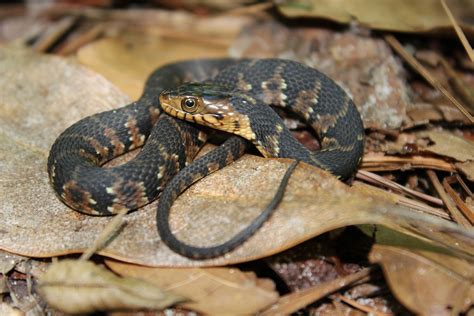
[385,35,473,123]
[225,1,273,16]
[362,154,455,172]
[56,23,104,55]
[32,16,78,53]
[356,170,443,206]
[440,0,474,62]
[396,195,450,220]
[426,170,471,228]
[333,293,393,316]
[80,208,128,261]
[443,176,474,225]
[455,174,473,197]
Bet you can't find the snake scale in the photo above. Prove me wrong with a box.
[48,58,364,259]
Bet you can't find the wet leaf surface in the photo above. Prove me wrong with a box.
[38,260,184,314]
[106,260,278,315]
[1,47,473,268]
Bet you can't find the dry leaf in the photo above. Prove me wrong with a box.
[417,130,474,162]
[38,260,185,314]
[369,237,474,314]
[0,250,25,274]
[107,260,278,315]
[364,225,474,315]
[1,47,474,267]
[277,0,474,34]
[77,33,228,99]
[456,161,474,181]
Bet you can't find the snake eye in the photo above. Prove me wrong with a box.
[181,98,199,113]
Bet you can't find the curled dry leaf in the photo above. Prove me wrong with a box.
[368,226,474,315]
[37,260,185,314]
[106,260,278,315]
[1,48,474,267]
[277,0,474,34]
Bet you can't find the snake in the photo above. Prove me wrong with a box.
[47,58,364,259]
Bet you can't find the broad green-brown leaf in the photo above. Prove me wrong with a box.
[38,260,184,314]
[1,47,474,267]
[367,226,474,315]
[277,0,474,34]
[106,260,278,315]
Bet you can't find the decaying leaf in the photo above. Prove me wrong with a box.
[417,130,474,162]
[1,47,474,267]
[277,0,474,34]
[107,260,278,315]
[368,226,474,315]
[38,260,185,314]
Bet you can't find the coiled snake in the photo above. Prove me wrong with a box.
[47,59,364,259]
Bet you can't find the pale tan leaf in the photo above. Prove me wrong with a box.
[106,260,278,315]
[363,225,474,315]
[277,0,474,34]
[77,33,228,99]
[417,130,474,162]
[457,161,474,181]
[38,260,185,314]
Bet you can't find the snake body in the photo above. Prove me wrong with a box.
[48,58,364,259]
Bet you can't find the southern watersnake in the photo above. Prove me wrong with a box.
[47,58,364,259]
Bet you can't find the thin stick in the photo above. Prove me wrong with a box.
[385,35,473,123]
[80,208,128,261]
[32,16,77,53]
[440,0,474,62]
[334,293,394,316]
[426,170,471,228]
[443,176,474,225]
[357,170,443,206]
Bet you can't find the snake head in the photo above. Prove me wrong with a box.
[160,83,254,139]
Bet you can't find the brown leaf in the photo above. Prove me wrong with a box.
[37,260,185,314]
[277,0,474,35]
[456,161,474,181]
[77,32,228,99]
[106,260,278,315]
[368,227,474,315]
[1,47,474,267]
[417,130,474,162]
